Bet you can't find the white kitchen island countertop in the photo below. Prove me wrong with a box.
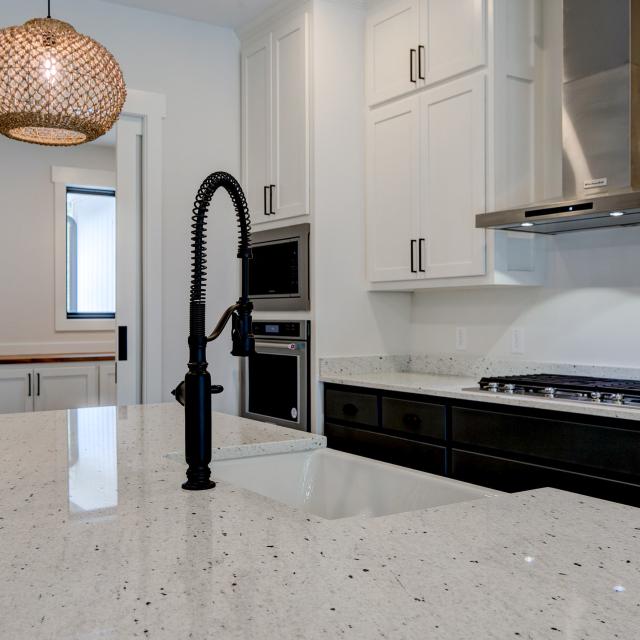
[1,403,639,639]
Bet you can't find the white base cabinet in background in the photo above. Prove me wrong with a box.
[0,361,116,415]
[33,366,99,412]
[99,363,117,407]
[0,368,33,414]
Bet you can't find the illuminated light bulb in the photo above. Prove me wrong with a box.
[610,211,625,217]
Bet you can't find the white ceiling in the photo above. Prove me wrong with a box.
[101,0,284,29]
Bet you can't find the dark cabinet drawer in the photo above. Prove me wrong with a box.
[451,406,640,480]
[325,422,445,475]
[382,396,445,440]
[325,388,378,427]
[451,449,640,508]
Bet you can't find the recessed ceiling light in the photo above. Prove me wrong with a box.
[521,222,534,227]
[610,211,625,217]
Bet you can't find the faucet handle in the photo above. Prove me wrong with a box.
[171,380,185,406]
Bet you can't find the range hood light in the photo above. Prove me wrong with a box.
[521,222,534,227]
[610,211,625,217]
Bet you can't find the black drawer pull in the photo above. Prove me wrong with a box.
[343,403,359,417]
[402,413,422,429]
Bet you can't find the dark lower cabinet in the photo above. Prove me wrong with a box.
[451,449,640,507]
[325,422,446,475]
[451,406,640,479]
[324,383,640,508]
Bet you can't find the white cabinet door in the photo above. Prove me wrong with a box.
[242,33,273,226]
[420,0,486,86]
[366,96,420,282]
[99,363,117,407]
[34,366,100,412]
[0,368,33,414]
[271,12,310,220]
[418,74,486,279]
[367,0,421,105]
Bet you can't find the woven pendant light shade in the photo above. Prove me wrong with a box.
[0,17,126,146]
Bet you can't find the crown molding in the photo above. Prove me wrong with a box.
[236,0,366,40]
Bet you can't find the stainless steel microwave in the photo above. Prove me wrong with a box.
[248,223,310,311]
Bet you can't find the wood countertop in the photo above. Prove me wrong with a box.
[0,353,116,365]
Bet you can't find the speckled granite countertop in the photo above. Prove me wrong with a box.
[320,370,640,421]
[1,403,639,639]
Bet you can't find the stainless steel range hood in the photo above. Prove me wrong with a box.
[476,0,640,234]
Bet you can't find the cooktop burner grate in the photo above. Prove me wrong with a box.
[479,374,640,396]
[475,374,640,408]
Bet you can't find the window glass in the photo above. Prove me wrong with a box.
[66,188,116,319]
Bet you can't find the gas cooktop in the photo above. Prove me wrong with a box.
[476,374,640,409]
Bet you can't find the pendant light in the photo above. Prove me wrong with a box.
[0,1,126,146]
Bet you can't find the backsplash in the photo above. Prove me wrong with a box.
[319,354,640,381]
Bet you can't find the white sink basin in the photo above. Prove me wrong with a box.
[213,448,502,520]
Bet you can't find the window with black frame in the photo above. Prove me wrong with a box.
[65,186,116,320]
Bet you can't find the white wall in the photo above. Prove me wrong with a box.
[312,0,411,361]
[410,228,640,367]
[0,137,116,354]
[0,2,242,410]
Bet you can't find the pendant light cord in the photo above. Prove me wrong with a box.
[47,0,51,18]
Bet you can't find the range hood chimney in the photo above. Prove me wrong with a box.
[477,0,640,234]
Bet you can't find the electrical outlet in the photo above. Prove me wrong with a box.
[511,327,525,354]
[455,327,468,351]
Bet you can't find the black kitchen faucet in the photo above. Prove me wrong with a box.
[172,172,254,491]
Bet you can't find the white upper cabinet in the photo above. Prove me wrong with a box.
[420,0,486,87]
[366,97,421,282]
[366,0,545,289]
[366,1,421,106]
[242,34,272,224]
[418,74,486,279]
[241,11,310,226]
[272,13,310,220]
[367,0,486,106]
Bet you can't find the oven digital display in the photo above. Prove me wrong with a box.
[265,324,280,334]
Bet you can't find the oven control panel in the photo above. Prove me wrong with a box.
[252,321,309,340]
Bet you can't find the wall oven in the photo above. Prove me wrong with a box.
[248,224,310,311]
[242,321,310,431]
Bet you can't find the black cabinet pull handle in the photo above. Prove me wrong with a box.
[419,238,426,272]
[269,185,276,215]
[410,239,417,273]
[27,373,31,397]
[264,185,269,216]
[410,48,417,83]
[418,45,425,80]
[343,403,359,417]
[36,373,40,397]
[403,413,422,429]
